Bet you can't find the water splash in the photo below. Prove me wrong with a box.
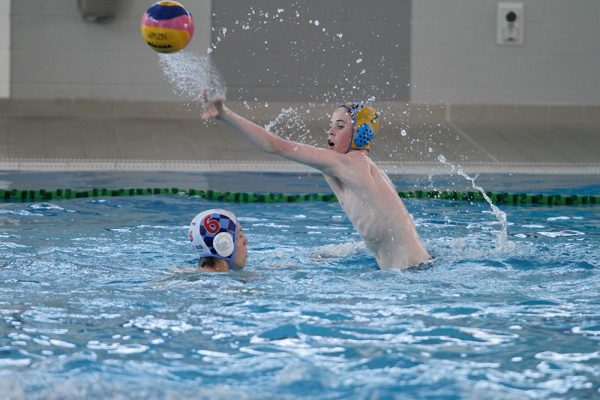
[265,107,297,131]
[158,52,227,104]
[264,107,314,144]
[313,241,366,259]
[437,154,510,250]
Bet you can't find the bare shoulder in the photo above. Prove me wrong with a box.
[343,152,377,174]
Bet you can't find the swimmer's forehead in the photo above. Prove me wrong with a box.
[330,108,353,123]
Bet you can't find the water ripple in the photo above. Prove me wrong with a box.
[0,197,598,399]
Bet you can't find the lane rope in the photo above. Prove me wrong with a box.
[0,188,597,206]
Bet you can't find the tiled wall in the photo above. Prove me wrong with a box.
[10,0,211,100]
[0,1,9,98]
[411,0,600,104]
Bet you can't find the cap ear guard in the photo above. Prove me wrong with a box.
[352,123,375,149]
[212,231,235,257]
[342,103,380,150]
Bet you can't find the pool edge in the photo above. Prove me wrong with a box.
[1,159,600,175]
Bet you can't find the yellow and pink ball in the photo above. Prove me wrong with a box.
[140,1,194,53]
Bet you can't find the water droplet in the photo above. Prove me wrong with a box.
[401,129,407,137]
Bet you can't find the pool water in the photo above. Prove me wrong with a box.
[0,195,599,399]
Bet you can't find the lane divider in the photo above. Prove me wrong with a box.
[0,188,597,206]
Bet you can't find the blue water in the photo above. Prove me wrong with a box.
[0,195,599,399]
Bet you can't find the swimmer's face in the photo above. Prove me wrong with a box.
[232,224,248,269]
[326,107,354,154]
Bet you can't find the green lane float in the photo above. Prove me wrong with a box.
[0,188,597,206]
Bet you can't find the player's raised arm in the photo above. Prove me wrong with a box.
[202,93,342,174]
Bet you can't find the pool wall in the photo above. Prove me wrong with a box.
[8,0,212,100]
[0,1,9,98]
[0,0,599,175]
[0,99,598,175]
[6,1,600,106]
[411,1,600,105]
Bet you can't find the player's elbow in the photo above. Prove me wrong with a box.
[262,141,279,154]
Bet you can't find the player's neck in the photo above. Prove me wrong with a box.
[200,260,230,272]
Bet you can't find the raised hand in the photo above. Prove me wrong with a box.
[202,89,226,120]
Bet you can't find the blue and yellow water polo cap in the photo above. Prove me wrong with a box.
[189,209,239,269]
[340,102,381,151]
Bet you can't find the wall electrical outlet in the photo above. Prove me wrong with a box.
[497,2,524,45]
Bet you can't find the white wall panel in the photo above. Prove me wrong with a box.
[411,0,600,104]
[0,1,10,97]
[10,0,212,100]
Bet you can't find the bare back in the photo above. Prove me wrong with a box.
[324,152,431,269]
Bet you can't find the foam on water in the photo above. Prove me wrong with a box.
[313,241,366,259]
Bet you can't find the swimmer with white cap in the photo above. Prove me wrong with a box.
[202,94,431,270]
[189,208,248,272]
